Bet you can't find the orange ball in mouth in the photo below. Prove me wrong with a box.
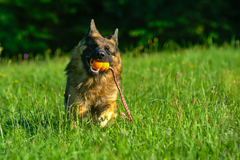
[90,59,110,71]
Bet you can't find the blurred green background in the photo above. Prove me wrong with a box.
[0,0,239,57]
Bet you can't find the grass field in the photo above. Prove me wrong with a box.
[0,46,240,159]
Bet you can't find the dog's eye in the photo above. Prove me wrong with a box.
[90,43,97,49]
[105,46,111,53]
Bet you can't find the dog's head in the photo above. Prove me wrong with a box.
[77,19,120,75]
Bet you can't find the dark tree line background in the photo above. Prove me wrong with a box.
[0,0,239,57]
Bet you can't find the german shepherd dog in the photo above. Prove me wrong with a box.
[64,19,122,127]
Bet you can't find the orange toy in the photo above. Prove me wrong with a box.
[90,59,110,70]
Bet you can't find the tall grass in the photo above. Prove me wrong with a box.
[0,46,239,159]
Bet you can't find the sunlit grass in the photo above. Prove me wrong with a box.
[0,46,239,159]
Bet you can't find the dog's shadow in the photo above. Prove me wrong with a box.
[1,107,103,136]
[1,107,71,136]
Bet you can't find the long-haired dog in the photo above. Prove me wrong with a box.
[64,19,122,127]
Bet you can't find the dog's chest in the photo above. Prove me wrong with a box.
[78,80,117,105]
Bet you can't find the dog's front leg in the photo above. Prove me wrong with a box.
[98,101,117,127]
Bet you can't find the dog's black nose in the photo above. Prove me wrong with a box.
[97,51,105,59]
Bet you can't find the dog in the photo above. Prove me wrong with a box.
[64,19,122,127]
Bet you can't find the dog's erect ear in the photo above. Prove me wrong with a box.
[86,19,101,37]
[111,28,118,45]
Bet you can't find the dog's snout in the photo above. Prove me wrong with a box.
[97,51,105,59]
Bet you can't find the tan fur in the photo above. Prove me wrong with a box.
[64,22,122,127]
[109,39,116,46]
[92,33,103,38]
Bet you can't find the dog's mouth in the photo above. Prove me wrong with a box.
[86,57,101,74]
[90,64,100,74]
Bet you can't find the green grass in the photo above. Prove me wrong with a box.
[0,46,240,159]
